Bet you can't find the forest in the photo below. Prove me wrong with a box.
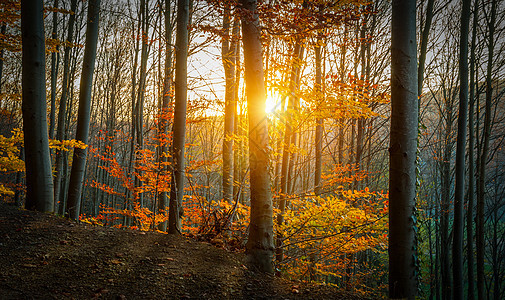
[0,0,504,299]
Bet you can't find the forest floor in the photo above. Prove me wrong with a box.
[0,201,368,300]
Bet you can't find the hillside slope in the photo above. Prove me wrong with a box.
[0,202,366,299]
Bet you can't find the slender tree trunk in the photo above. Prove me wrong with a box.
[135,0,150,208]
[355,14,368,186]
[435,203,441,300]
[338,26,347,166]
[389,0,418,298]
[222,4,235,205]
[491,191,499,300]
[417,0,434,98]
[452,0,471,298]
[13,148,24,207]
[49,0,59,142]
[313,33,324,280]
[54,0,78,213]
[21,0,54,212]
[477,1,496,298]
[466,1,479,298]
[428,215,435,300]
[314,31,323,197]
[240,0,274,273]
[126,5,141,223]
[168,0,190,234]
[276,39,304,263]
[157,0,172,232]
[232,16,241,202]
[441,118,453,300]
[0,24,5,102]
[66,0,101,220]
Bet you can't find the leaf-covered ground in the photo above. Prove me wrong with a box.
[0,201,368,299]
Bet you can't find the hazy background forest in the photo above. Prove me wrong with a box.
[0,0,504,298]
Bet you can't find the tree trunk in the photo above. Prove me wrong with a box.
[355,13,368,186]
[54,0,78,213]
[168,0,190,234]
[232,16,241,202]
[337,26,347,166]
[157,0,173,232]
[466,1,479,298]
[135,0,150,208]
[441,115,453,300]
[276,38,304,263]
[21,0,54,212]
[452,0,471,298]
[313,32,324,279]
[126,4,141,224]
[240,0,274,273]
[0,23,5,101]
[222,4,235,205]
[49,0,59,142]
[66,0,101,220]
[417,0,434,98]
[491,189,499,300]
[285,39,305,197]
[477,0,496,298]
[314,31,323,197]
[389,0,418,298]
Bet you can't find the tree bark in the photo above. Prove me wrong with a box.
[222,4,235,205]
[135,0,150,208]
[66,0,101,220]
[54,0,78,213]
[157,0,173,232]
[49,0,59,142]
[477,0,496,298]
[466,1,479,298]
[389,0,418,298]
[337,26,347,166]
[452,0,471,298]
[21,0,54,212]
[314,31,323,197]
[232,16,241,203]
[441,130,453,299]
[0,24,5,101]
[276,38,304,263]
[168,0,190,234]
[417,0,434,98]
[240,0,274,273]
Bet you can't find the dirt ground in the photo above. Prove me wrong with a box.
[0,201,368,299]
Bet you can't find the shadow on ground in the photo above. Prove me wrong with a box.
[0,202,367,299]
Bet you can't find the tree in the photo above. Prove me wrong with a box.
[157,0,173,232]
[240,0,274,273]
[222,3,235,205]
[0,23,5,99]
[466,1,479,298]
[133,0,151,208]
[54,0,78,213]
[49,0,59,142]
[477,0,497,298]
[389,0,418,298]
[21,0,54,212]
[277,37,304,263]
[66,0,101,220]
[168,0,190,234]
[452,0,471,298]
[314,29,323,197]
[417,0,434,98]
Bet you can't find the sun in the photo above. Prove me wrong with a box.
[265,90,283,113]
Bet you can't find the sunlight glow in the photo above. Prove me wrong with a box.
[265,90,283,113]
